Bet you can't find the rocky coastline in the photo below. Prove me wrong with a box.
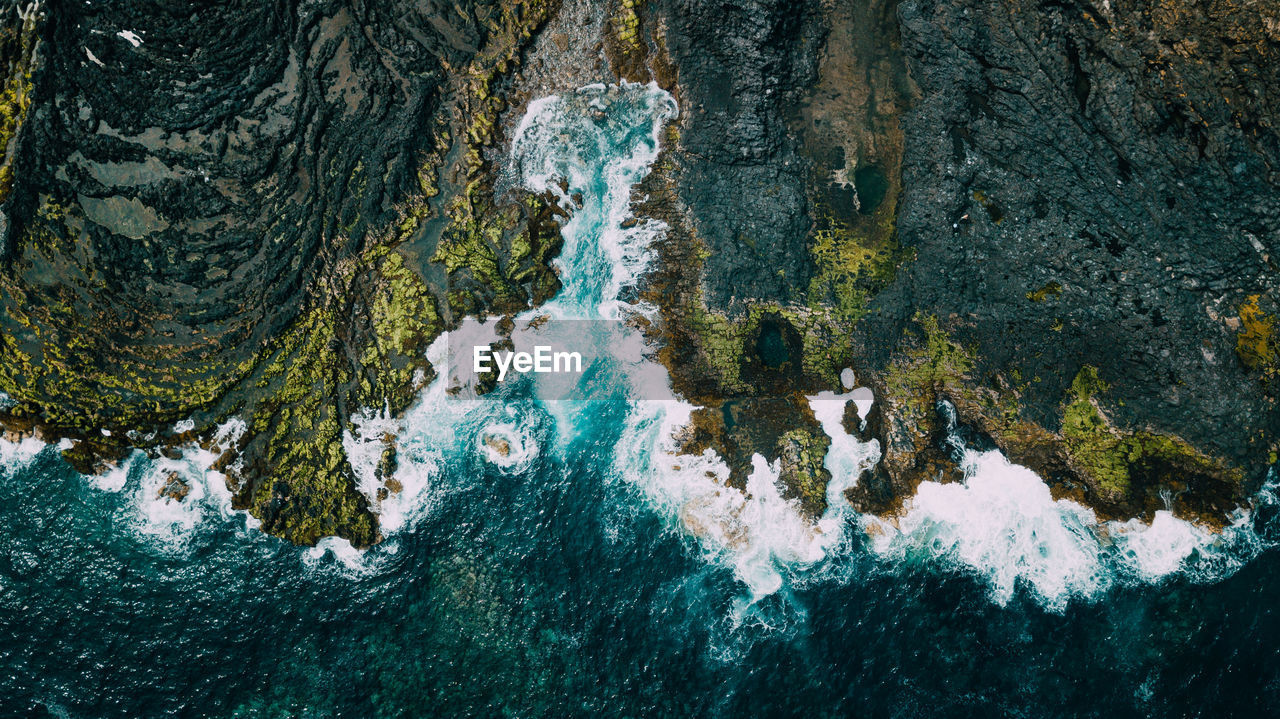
[0,0,1275,544]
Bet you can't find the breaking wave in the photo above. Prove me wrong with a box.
[0,80,1273,617]
[862,412,1278,611]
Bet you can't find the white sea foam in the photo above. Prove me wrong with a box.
[117,418,258,551]
[129,454,212,544]
[864,442,1274,611]
[808,389,880,509]
[615,394,880,605]
[514,82,839,599]
[345,406,402,505]
[477,419,539,473]
[339,334,464,538]
[5,77,1273,614]
[0,434,45,472]
[514,81,896,604]
[511,81,677,320]
[1110,511,1210,579]
[302,536,389,577]
[368,333,476,534]
[866,449,1109,610]
[85,451,138,492]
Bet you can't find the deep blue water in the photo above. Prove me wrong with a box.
[4,416,1280,718]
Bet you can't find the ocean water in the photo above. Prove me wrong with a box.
[4,83,1280,717]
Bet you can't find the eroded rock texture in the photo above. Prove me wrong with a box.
[856,0,1280,523]
[633,0,1277,526]
[0,0,1275,544]
[0,0,558,545]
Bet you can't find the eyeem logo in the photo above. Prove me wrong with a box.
[446,318,656,400]
[474,345,583,382]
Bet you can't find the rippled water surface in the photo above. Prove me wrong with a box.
[3,83,1279,717]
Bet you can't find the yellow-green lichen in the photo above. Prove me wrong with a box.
[243,305,378,546]
[805,209,909,323]
[1237,294,1278,381]
[1026,281,1063,303]
[612,0,643,51]
[358,246,442,407]
[0,0,556,548]
[776,426,832,518]
[231,237,444,546]
[672,294,857,398]
[0,5,39,201]
[1060,365,1237,502]
[429,0,561,315]
[433,183,561,315]
[882,312,976,430]
[1060,366,1131,498]
[0,202,261,440]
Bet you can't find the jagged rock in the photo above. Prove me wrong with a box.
[0,0,562,546]
[156,471,190,502]
[641,0,1277,526]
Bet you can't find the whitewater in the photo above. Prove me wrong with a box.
[1,81,1275,619]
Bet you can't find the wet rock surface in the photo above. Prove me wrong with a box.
[0,0,559,545]
[156,471,190,503]
[0,0,1275,542]
[860,0,1280,517]
[637,0,1278,526]
[653,0,825,310]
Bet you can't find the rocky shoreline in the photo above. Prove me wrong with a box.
[0,0,566,546]
[0,0,1275,544]
[629,0,1277,528]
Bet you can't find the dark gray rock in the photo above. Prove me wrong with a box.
[655,0,826,311]
[868,0,1279,480]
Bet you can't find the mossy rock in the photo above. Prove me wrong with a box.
[1237,294,1278,383]
[1060,365,1242,510]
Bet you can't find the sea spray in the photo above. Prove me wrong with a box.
[863,411,1277,611]
[476,418,540,474]
[0,434,46,473]
[117,419,258,554]
[511,81,677,320]
[614,397,857,604]
[84,450,139,492]
[335,83,681,545]
[864,448,1112,610]
[354,334,470,536]
[510,81,881,602]
[0,79,1266,617]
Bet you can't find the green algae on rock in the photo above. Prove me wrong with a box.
[1237,294,1279,386]
[0,2,38,202]
[1025,282,1063,303]
[1,0,1277,550]
[1059,365,1245,528]
[849,313,1249,529]
[805,208,910,323]
[0,0,565,546]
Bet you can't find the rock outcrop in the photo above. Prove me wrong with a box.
[0,0,562,545]
[0,0,1275,543]
[633,0,1278,526]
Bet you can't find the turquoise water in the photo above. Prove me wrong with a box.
[3,83,1280,717]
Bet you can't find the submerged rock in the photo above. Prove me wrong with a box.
[156,471,190,503]
[482,434,513,458]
